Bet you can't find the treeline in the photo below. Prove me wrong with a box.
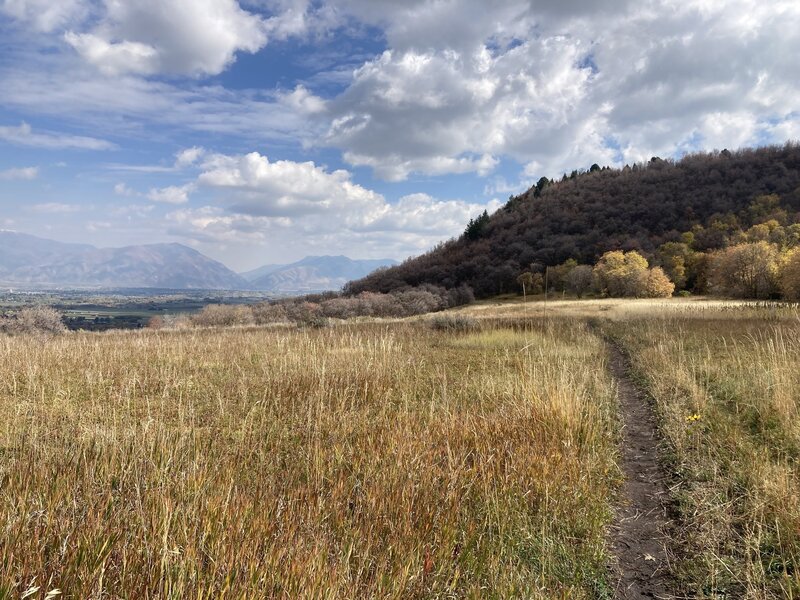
[151,285,475,329]
[345,143,800,299]
[519,251,674,298]
[519,197,800,300]
[709,241,800,299]
[520,238,800,301]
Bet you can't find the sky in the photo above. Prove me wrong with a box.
[1,0,799,271]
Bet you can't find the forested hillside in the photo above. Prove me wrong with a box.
[346,144,800,298]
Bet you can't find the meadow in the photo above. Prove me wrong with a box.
[0,317,618,598]
[2,298,799,598]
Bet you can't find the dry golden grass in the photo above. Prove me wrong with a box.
[606,314,800,598]
[0,319,618,598]
[455,295,800,323]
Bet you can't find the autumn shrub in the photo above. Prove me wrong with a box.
[318,288,467,320]
[548,258,578,292]
[147,316,165,329]
[251,302,289,324]
[356,291,404,317]
[191,304,255,328]
[392,288,446,316]
[284,301,328,328]
[642,266,675,298]
[1,306,67,337]
[320,297,362,319]
[427,313,479,332]
[162,314,193,329]
[159,284,472,333]
[708,241,780,299]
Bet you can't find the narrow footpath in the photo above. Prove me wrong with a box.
[605,339,676,599]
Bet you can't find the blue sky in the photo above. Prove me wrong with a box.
[1,0,799,271]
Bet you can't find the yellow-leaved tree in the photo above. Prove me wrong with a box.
[779,247,800,300]
[593,250,673,297]
[708,241,780,299]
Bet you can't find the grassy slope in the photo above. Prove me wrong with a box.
[0,320,618,598]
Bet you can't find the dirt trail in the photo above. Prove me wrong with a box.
[604,339,676,599]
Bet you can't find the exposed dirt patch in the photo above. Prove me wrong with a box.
[605,340,676,599]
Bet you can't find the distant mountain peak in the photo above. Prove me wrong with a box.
[0,231,245,290]
[243,255,399,293]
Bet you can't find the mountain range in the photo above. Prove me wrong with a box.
[0,231,395,292]
[0,231,246,290]
[240,256,397,293]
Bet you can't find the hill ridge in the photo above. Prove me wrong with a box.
[345,143,800,298]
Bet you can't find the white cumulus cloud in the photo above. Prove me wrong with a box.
[325,39,599,180]
[165,150,498,258]
[320,0,800,180]
[175,146,206,168]
[197,151,385,218]
[64,32,160,76]
[65,0,268,77]
[147,183,194,204]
